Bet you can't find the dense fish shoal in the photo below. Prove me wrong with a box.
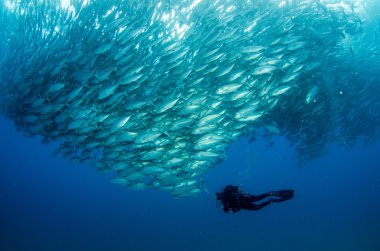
[0,0,379,197]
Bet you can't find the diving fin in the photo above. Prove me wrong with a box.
[272,190,294,200]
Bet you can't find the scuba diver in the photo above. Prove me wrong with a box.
[216,185,294,213]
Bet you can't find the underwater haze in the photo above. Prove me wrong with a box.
[0,0,380,250]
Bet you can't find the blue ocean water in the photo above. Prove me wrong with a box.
[1,0,380,250]
[1,115,379,251]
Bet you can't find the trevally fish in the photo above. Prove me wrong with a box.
[0,0,378,197]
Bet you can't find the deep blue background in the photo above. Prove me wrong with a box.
[1,116,380,251]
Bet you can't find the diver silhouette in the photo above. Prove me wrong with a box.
[216,185,294,213]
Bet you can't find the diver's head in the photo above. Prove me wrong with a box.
[224,185,239,193]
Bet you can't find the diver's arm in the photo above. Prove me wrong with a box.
[223,201,230,212]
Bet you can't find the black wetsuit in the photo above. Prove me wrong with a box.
[216,185,294,213]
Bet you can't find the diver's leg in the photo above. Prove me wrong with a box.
[246,193,271,202]
[242,200,271,211]
[254,201,272,210]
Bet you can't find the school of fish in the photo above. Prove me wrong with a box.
[0,0,379,196]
